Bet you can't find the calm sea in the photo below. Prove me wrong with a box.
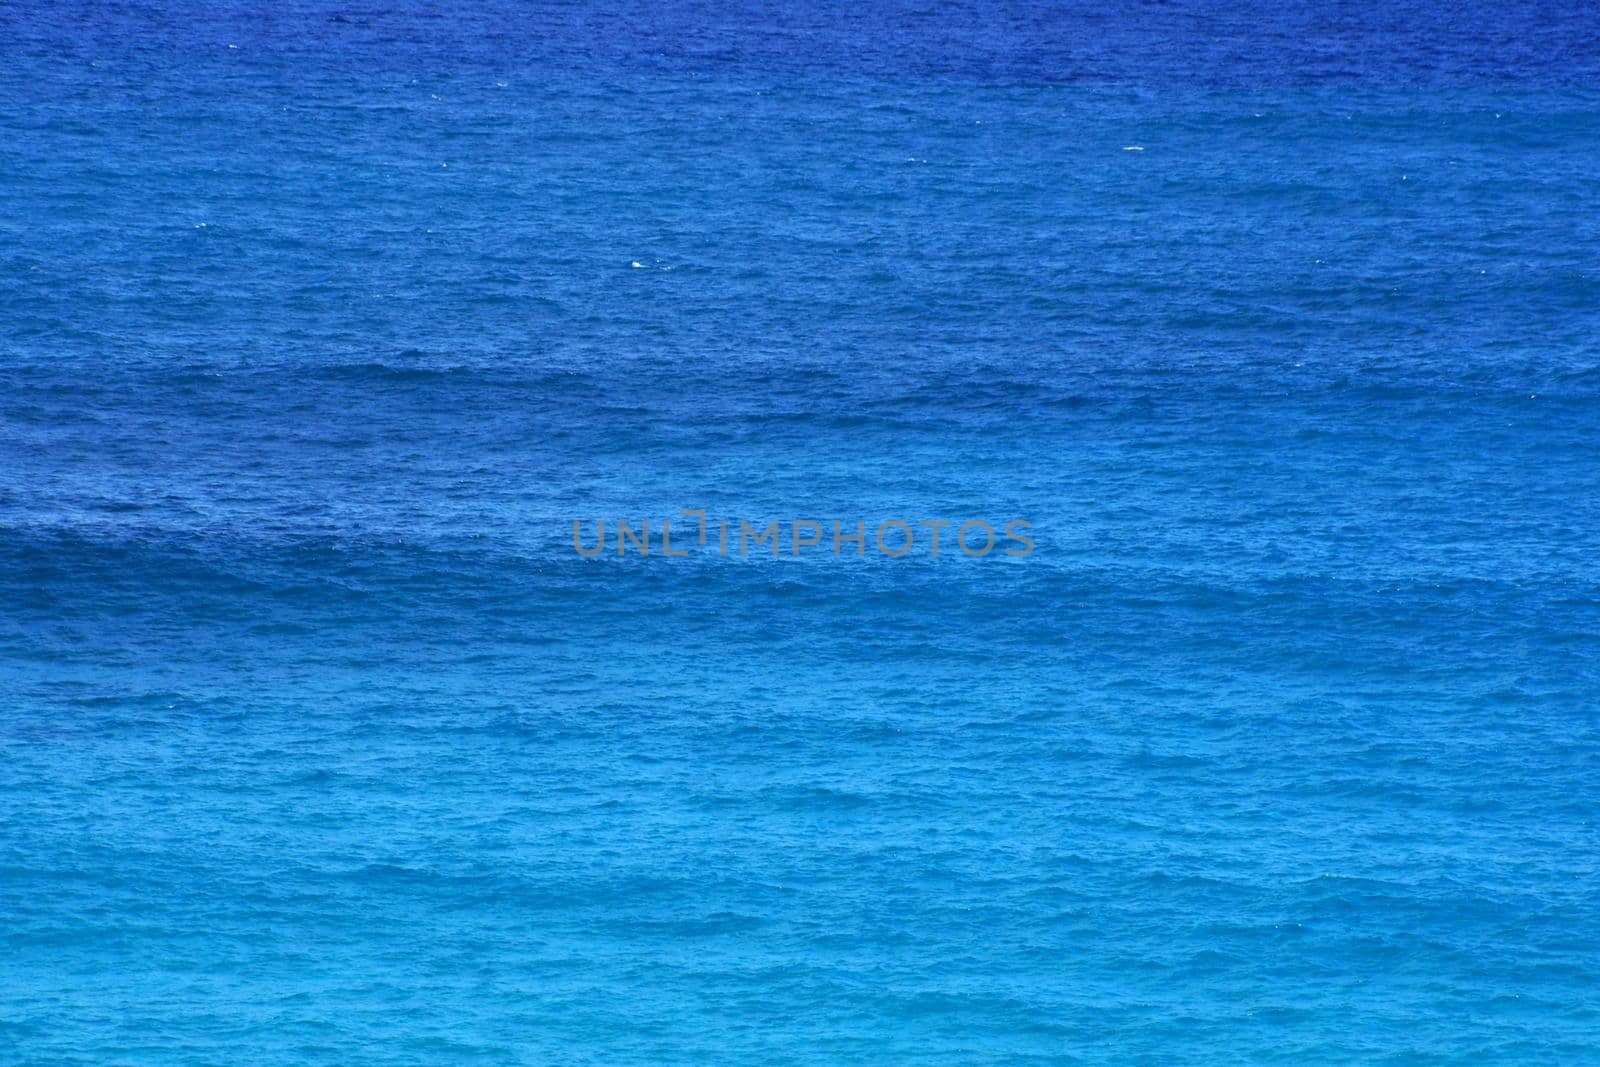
[3,1,1599,1062]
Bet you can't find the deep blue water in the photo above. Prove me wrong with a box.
[3,2,1600,1062]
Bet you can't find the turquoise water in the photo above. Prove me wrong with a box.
[3,2,1600,1062]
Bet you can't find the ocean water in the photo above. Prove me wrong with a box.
[3,2,1600,1062]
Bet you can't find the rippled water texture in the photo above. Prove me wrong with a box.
[3,2,1599,1062]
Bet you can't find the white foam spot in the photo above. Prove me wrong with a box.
[1123,145,1144,152]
